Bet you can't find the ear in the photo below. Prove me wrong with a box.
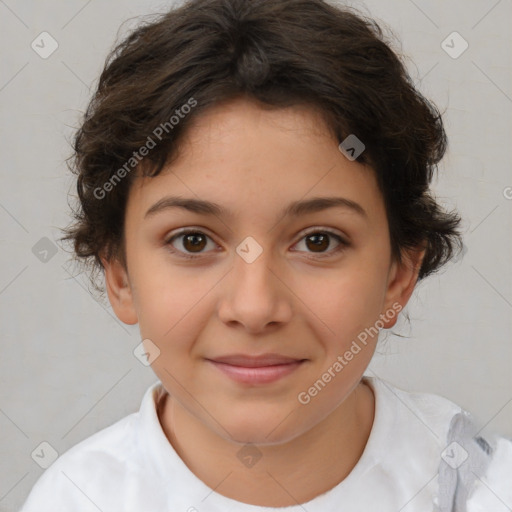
[101,255,138,325]
[380,246,426,329]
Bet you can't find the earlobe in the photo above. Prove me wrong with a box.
[380,247,426,329]
[102,255,138,325]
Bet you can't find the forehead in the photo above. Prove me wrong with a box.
[183,97,336,145]
[126,98,384,228]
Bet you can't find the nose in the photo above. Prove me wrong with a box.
[217,242,293,334]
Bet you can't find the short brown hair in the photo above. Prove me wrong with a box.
[59,0,462,302]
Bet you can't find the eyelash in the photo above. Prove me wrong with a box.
[164,228,349,261]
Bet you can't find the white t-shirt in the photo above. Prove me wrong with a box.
[19,376,512,512]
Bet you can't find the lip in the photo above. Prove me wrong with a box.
[208,353,305,367]
[206,353,307,385]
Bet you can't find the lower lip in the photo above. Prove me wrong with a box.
[207,360,304,385]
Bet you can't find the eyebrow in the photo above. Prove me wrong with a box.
[144,195,367,220]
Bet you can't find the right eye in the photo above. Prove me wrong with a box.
[164,229,218,260]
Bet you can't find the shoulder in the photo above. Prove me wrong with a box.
[19,382,163,512]
[367,376,512,508]
[19,413,139,511]
[360,375,464,501]
[366,375,464,445]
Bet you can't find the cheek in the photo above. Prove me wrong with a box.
[142,299,211,388]
[298,262,388,343]
[130,240,206,309]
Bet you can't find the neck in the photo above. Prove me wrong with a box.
[158,379,375,507]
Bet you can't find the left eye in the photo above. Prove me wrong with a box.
[164,229,349,260]
[292,229,348,258]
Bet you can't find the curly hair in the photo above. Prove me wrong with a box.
[59,0,463,303]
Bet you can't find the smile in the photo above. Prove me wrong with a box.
[206,354,307,385]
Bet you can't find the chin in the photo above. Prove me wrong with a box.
[216,412,308,447]
[226,429,296,446]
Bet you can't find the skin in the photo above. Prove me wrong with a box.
[102,97,424,507]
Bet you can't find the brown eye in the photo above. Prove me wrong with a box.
[182,232,207,252]
[165,230,216,259]
[305,233,330,252]
[294,229,348,258]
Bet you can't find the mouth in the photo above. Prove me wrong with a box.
[205,353,307,385]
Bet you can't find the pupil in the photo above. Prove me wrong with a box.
[185,233,205,252]
[307,234,328,252]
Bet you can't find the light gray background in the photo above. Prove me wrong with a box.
[1,0,511,510]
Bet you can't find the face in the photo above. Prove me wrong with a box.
[104,97,422,445]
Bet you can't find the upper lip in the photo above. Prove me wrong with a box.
[207,353,306,367]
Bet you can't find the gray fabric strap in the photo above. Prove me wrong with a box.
[436,411,496,512]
